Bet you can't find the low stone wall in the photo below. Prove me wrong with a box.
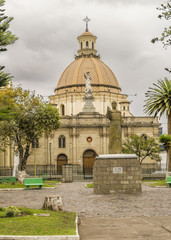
[93,154,142,194]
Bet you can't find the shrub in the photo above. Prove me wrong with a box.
[0,207,4,211]
[5,206,21,218]
[18,207,32,215]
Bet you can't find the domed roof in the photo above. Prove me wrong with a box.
[55,57,121,94]
[81,31,93,36]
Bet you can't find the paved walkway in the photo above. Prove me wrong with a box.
[79,216,171,240]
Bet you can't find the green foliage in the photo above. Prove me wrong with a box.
[0,66,13,87]
[0,0,18,87]
[144,78,171,118]
[0,0,18,52]
[0,207,4,211]
[122,134,160,164]
[5,206,21,217]
[18,207,33,216]
[151,0,171,48]
[159,134,171,150]
[0,87,61,170]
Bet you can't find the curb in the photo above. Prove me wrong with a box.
[0,214,80,240]
[0,183,61,191]
[0,187,56,191]
[0,236,79,240]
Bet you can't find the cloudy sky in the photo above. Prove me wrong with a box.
[2,0,171,132]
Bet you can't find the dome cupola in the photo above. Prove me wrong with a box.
[76,16,98,58]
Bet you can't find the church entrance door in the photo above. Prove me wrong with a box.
[83,150,97,179]
[57,154,67,175]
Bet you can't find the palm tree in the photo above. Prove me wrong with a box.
[144,78,171,171]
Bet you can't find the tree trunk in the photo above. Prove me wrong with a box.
[18,144,30,171]
[168,113,171,171]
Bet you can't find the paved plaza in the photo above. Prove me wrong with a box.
[0,182,171,239]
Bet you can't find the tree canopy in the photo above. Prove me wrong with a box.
[0,0,18,87]
[152,0,171,48]
[122,134,160,164]
[0,87,60,171]
[144,78,171,170]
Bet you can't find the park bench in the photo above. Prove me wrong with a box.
[9,177,16,183]
[0,176,16,184]
[24,178,43,190]
[166,176,171,188]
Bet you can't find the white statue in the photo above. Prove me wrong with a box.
[84,72,92,95]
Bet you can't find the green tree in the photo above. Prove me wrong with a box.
[159,134,171,172]
[122,134,160,164]
[0,0,18,87]
[152,0,171,48]
[0,87,60,171]
[151,0,171,72]
[144,78,171,170]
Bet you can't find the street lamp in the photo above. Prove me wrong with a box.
[49,142,52,179]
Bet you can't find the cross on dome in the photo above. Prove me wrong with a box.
[83,16,91,32]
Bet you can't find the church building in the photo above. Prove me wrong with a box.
[26,18,160,179]
[0,18,160,178]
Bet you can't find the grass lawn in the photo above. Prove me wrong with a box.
[144,180,168,187]
[0,207,76,235]
[86,180,168,188]
[0,180,60,189]
[86,183,93,188]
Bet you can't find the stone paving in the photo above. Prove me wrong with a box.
[0,182,171,218]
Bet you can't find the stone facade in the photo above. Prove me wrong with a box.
[24,112,159,177]
[93,154,142,194]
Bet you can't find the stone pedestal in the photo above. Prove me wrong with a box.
[93,154,142,194]
[82,95,96,112]
[62,164,73,182]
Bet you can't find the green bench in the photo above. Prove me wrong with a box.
[167,176,171,188]
[24,178,43,190]
[42,173,48,181]
[0,177,16,184]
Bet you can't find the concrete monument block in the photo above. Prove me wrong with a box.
[93,154,142,194]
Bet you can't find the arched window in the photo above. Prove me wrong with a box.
[61,104,65,116]
[58,135,66,148]
[123,106,125,111]
[92,42,94,49]
[81,42,83,49]
[86,41,89,48]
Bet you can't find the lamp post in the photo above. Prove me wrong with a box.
[34,145,36,178]
[49,142,52,179]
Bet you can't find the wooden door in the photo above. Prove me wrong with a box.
[57,154,67,175]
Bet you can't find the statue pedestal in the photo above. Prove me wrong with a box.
[93,154,142,194]
[82,94,96,112]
